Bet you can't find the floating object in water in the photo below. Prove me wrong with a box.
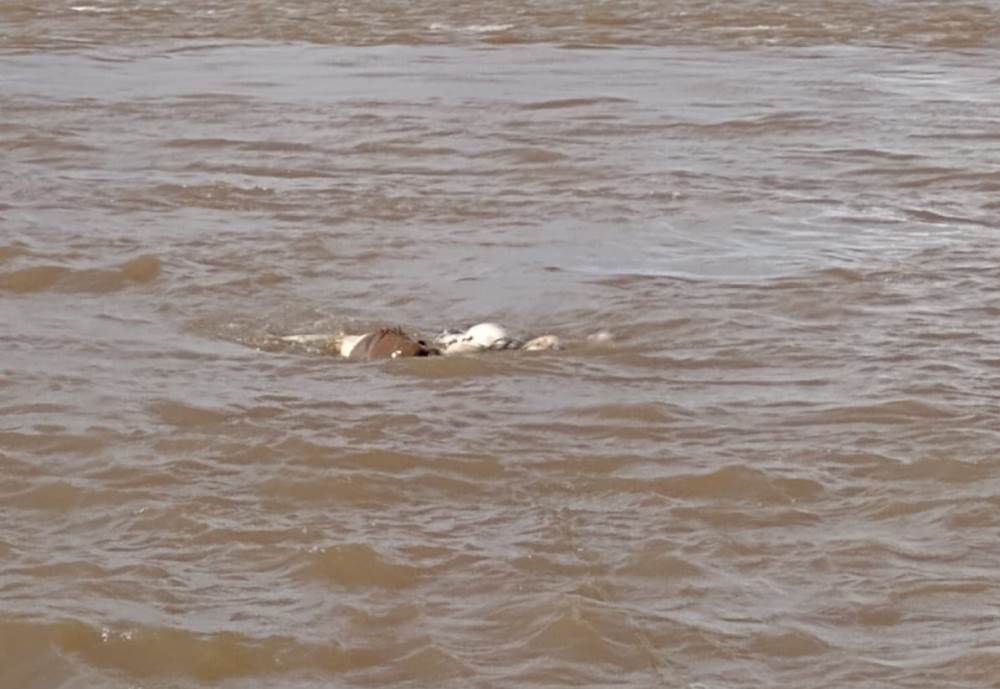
[279,328,438,359]
[281,322,562,358]
[345,327,439,359]
[434,322,524,353]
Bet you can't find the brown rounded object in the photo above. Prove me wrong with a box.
[347,328,440,360]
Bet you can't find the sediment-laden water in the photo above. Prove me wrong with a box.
[3,2,1000,687]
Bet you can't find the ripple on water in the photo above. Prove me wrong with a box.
[296,543,424,589]
[482,596,671,686]
[786,399,960,426]
[0,617,382,684]
[616,541,704,579]
[147,400,231,428]
[4,9,1000,689]
[366,642,474,684]
[748,629,831,658]
[0,255,160,294]
[648,465,825,504]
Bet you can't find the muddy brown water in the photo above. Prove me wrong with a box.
[3,2,1000,688]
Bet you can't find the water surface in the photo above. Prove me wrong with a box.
[3,2,1000,688]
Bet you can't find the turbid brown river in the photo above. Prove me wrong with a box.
[3,2,1000,688]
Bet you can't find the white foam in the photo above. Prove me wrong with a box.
[279,332,352,356]
[464,24,515,34]
[427,22,514,34]
[586,330,615,345]
[522,335,560,351]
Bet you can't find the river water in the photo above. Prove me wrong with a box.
[3,2,1000,688]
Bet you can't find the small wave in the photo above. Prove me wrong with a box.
[0,429,110,456]
[427,22,514,34]
[790,399,958,426]
[0,255,160,294]
[511,553,593,577]
[162,137,314,153]
[6,481,88,511]
[258,452,492,500]
[904,207,991,227]
[297,543,422,589]
[620,353,764,370]
[477,146,567,164]
[349,141,457,157]
[0,265,69,293]
[651,465,824,504]
[490,598,655,675]
[814,266,866,283]
[526,609,633,664]
[13,559,111,579]
[518,97,633,110]
[373,643,473,682]
[567,402,684,424]
[691,112,830,136]
[148,400,230,428]
[150,182,276,210]
[823,147,924,162]
[383,353,516,378]
[895,456,988,484]
[117,255,161,282]
[616,542,703,579]
[0,243,28,263]
[0,617,380,683]
[161,136,244,148]
[258,474,401,506]
[748,630,830,657]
